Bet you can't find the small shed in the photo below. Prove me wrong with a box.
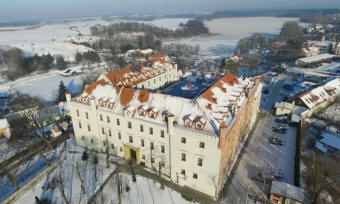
[275,102,294,116]
[270,181,306,204]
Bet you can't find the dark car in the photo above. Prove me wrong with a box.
[272,125,287,133]
[268,137,283,146]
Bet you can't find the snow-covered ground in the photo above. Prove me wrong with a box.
[288,61,340,78]
[96,173,194,204]
[0,62,107,101]
[0,70,82,101]
[0,18,114,61]
[165,17,300,59]
[14,139,115,204]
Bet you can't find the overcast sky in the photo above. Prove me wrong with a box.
[1,0,340,23]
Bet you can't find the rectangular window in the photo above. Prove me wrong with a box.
[129,136,133,143]
[181,137,186,144]
[181,153,186,161]
[116,119,120,126]
[100,114,103,121]
[151,158,155,163]
[82,136,84,140]
[107,116,110,123]
[193,173,198,179]
[91,139,94,143]
[128,121,132,129]
[149,127,153,135]
[120,147,122,152]
[103,141,106,146]
[118,132,121,140]
[199,142,205,149]
[86,112,89,119]
[87,125,91,132]
[181,169,185,175]
[76,110,79,117]
[101,127,104,134]
[79,122,82,128]
[140,125,144,132]
[111,144,114,149]
[160,130,164,138]
[141,139,144,147]
[108,130,112,136]
[161,145,165,153]
[150,142,154,150]
[142,155,145,160]
[198,158,203,166]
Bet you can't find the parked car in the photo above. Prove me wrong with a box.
[268,137,283,146]
[60,68,82,77]
[275,116,288,123]
[272,125,287,133]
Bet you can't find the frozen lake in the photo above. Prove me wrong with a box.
[163,17,300,58]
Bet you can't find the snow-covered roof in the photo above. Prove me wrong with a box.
[320,131,340,150]
[298,78,340,109]
[270,181,306,203]
[275,102,294,110]
[74,73,257,136]
[296,53,335,64]
[315,142,327,153]
[99,54,173,87]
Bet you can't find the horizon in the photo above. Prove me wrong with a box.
[1,0,340,24]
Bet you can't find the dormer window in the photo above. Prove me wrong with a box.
[196,123,202,129]
[139,109,145,116]
[184,119,192,127]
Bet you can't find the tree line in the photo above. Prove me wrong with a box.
[91,20,209,39]
[0,48,67,80]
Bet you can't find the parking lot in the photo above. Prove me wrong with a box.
[222,110,297,203]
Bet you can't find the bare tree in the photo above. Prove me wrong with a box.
[302,151,340,204]
[21,101,54,151]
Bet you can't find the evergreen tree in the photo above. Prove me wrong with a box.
[75,52,83,63]
[58,81,67,102]
[56,56,67,70]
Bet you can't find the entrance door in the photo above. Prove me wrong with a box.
[130,149,137,161]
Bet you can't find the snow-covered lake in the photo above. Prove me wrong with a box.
[163,17,300,58]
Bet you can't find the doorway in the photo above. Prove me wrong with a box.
[130,149,137,161]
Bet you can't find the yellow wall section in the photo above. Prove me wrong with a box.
[0,128,7,136]
[124,144,141,164]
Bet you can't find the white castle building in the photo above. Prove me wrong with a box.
[66,54,262,199]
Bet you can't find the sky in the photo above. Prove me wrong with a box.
[1,0,340,23]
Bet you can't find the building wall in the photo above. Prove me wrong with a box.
[169,125,221,197]
[216,83,262,195]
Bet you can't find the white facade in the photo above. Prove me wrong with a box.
[67,64,262,198]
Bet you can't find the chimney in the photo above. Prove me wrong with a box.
[167,114,175,134]
[89,96,96,111]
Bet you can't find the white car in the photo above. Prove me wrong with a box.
[60,68,82,77]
